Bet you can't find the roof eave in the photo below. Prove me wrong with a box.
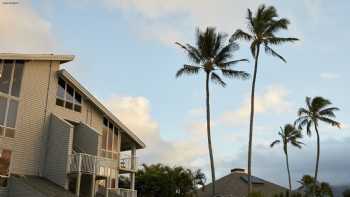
[0,53,75,63]
[58,69,146,149]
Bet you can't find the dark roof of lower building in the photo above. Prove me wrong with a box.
[195,172,287,197]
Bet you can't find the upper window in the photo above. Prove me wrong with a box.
[0,60,23,139]
[0,60,24,97]
[56,77,82,112]
[101,117,119,159]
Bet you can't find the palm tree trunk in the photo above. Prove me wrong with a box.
[248,44,260,194]
[285,147,292,197]
[313,125,321,196]
[205,72,216,196]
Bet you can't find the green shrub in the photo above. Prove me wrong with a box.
[343,189,350,197]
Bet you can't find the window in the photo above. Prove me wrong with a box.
[11,61,24,97]
[0,149,11,187]
[100,118,119,159]
[0,61,13,94]
[0,96,19,138]
[56,77,82,112]
[0,60,23,139]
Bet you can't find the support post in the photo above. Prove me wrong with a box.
[105,177,109,197]
[115,129,121,188]
[130,144,136,190]
[91,174,96,197]
[76,154,82,196]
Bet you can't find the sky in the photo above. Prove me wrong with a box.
[1,0,350,189]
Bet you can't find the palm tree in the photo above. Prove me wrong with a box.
[230,4,298,193]
[176,27,249,196]
[298,175,334,197]
[271,124,303,196]
[295,97,341,195]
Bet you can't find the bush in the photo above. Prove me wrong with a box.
[343,189,350,197]
[248,192,265,197]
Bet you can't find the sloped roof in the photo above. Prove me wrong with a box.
[195,172,287,197]
[58,69,146,149]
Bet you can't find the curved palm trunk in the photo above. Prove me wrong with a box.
[313,125,321,196]
[205,72,216,196]
[284,147,292,197]
[248,44,260,194]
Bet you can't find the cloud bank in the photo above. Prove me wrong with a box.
[0,1,56,52]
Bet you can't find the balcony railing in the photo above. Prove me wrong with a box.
[68,153,118,176]
[109,188,137,197]
[119,153,137,171]
[97,187,137,197]
[68,153,138,176]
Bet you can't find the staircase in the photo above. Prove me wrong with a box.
[8,175,75,197]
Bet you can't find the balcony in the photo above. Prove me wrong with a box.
[119,153,137,172]
[68,153,137,176]
[109,188,137,197]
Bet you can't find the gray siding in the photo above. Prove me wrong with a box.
[73,123,100,155]
[44,114,74,188]
[12,60,61,175]
[9,59,104,176]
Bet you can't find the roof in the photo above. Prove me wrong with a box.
[58,69,146,149]
[0,53,74,63]
[195,172,287,197]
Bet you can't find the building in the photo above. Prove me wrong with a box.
[0,53,145,197]
[195,169,287,197]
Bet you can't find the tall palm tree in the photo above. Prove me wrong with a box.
[176,27,249,196]
[271,124,303,195]
[230,5,298,193]
[295,97,341,195]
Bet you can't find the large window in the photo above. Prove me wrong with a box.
[56,77,82,112]
[101,117,119,159]
[0,149,11,187]
[0,60,23,139]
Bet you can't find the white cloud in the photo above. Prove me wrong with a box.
[105,95,208,167]
[100,0,267,45]
[320,72,340,80]
[219,85,292,126]
[0,1,56,52]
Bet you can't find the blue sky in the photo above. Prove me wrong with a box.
[1,0,350,188]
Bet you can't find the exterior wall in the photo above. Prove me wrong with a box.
[52,84,104,156]
[44,114,74,188]
[0,57,137,188]
[73,123,100,155]
[9,60,61,176]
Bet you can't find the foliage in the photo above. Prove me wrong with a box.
[270,124,304,152]
[135,163,206,197]
[231,4,299,62]
[343,189,350,197]
[295,97,341,136]
[298,175,334,197]
[248,191,265,197]
[175,27,249,86]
